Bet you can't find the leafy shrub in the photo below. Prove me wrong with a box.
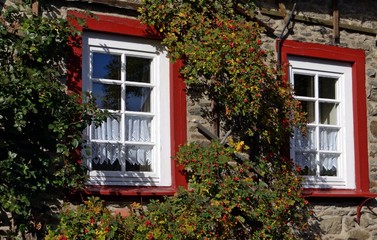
[46,141,312,239]
[0,5,106,237]
[119,142,312,239]
[46,197,131,240]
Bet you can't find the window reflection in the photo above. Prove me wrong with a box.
[92,82,121,110]
[300,101,315,123]
[126,57,151,83]
[126,86,151,112]
[320,103,337,125]
[294,74,315,97]
[319,76,337,99]
[92,53,121,80]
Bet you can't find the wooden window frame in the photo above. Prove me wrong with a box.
[280,40,373,197]
[67,10,187,196]
[289,57,355,189]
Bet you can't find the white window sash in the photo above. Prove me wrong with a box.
[289,56,355,189]
[82,32,171,186]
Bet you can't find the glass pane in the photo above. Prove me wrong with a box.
[295,152,316,176]
[319,76,337,99]
[126,57,152,83]
[92,115,121,141]
[126,86,151,112]
[300,101,315,124]
[320,102,337,125]
[92,53,121,80]
[294,74,314,97]
[320,153,338,176]
[294,127,316,151]
[125,116,152,142]
[126,145,153,172]
[92,82,121,110]
[91,143,122,171]
[319,127,338,151]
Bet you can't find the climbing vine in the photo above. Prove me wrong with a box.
[138,0,311,239]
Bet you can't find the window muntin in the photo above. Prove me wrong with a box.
[289,57,355,189]
[82,32,171,186]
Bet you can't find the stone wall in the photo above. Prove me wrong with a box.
[306,199,377,240]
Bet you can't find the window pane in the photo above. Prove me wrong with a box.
[126,57,152,83]
[319,127,338,151]
[294,127,316,151]
[320,153,338,176]
[92,53,121,80]
[91,143,122,171]
[319,76,337,99]
[294,74,314,97]
[92,115,121,141]
[125,116,152,142]
[295,152,316,176]
[320,102,337,125]
[126,86,151,112]
[300,101,315,123]
[92,82,121,110]
[126,145,153,172]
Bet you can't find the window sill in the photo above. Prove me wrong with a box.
[303,189,377,198]
[78,185,180,196]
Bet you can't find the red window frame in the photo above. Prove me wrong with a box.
[280,40,374,197]
[67,10,187,196]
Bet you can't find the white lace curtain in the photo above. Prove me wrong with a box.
[91,116,152,166]
[125,116,152,166]
[295,127,339,173]
[93,116,120,141]
[92,143,120,165]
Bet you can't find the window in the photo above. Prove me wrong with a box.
[67,11,187,194]
[82,32,171,186]
[289,57,354,189]
[281,40,370,195]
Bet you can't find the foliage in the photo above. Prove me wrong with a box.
[139,0,312,239]
[116,142,311,239]
[139,0,306,148]
[0,5,106,237]
[45,197,130,240]
[47,0,313,239]
[50,142,311,239]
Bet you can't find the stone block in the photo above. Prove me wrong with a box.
[367,69,376,78]
[359,215,374,228]
[369,89,377,102]
[367,103,377,116]
[320,216,342,235]
[369,79,377,88]
[343,216,356,232]
[370,121,377,138]
[345,228,371,240]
